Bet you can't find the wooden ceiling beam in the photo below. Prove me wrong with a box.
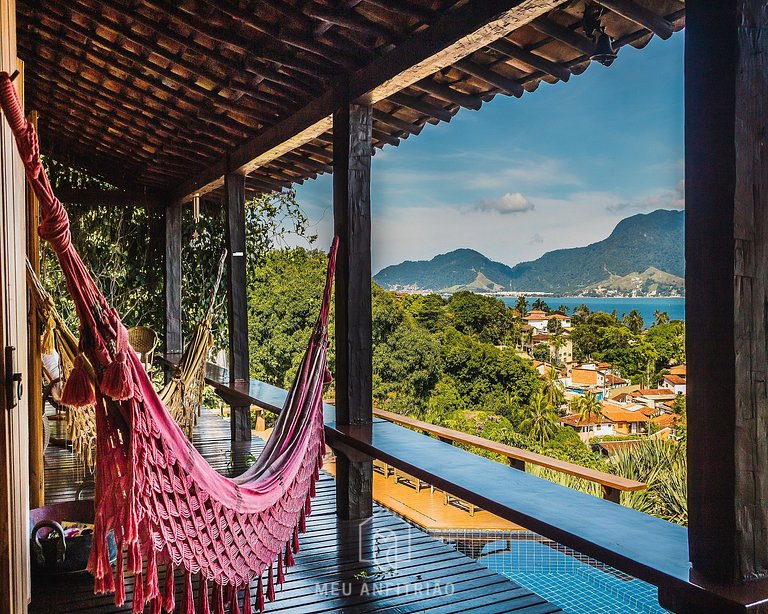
[411,77,484,110]
[454,59,524,97]
[171,0,569,203]
[594,0,675,39]
[529,16,596,56]
[486,38,571,82]
[388,92,453,123]
[371,108,424,136]
[55,187,166,207]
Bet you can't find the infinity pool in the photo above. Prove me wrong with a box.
[478,538,668,614]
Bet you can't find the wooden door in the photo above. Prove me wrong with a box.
[0,0,31,609]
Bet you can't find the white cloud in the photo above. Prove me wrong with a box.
[606,180,684,212]
[475,192,534,215]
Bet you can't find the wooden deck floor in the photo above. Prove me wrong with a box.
[32,409,560,613]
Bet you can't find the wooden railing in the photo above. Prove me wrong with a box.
[372,408,645,503]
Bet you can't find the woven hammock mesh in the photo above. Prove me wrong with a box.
[2,72,336,613]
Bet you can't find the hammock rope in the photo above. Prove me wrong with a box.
[1,72,337,613]
[27,258,218,469]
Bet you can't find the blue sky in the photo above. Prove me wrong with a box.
[292,31,684,274]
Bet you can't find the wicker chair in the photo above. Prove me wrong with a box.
[127,325,159,372]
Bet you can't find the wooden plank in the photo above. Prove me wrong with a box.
[34,409,560,614]
[171,0,568,203]
[333,103,373,521]
[594,0,675,39]
[223,172,251,443]
[373,408,645,492]
[25,110,44,509]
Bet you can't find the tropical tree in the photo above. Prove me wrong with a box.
[541,366,565,411]
[623,309,645,334]
[520,390,559,444]
[549,329,567,366]
[654,310,670,326]
[576,391,604,426]
[531,298,550,312]
[514,295,528,318]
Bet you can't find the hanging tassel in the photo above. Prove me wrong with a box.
[183,570,194,614]
[277,556,285,585]
[299,507,306,533]
[214,583,225,614]
[292,525,300,554]
[163,564,176,613]
[133,571,145,614]
[198,577,210,614]
[146,548,160,603]
[284,541,294,567]
[101,350,134,401]
[128,540,141,574]
[310,478,316,498]
[230,585,241,614]
[41,315,56,355]
[150,597,162,614]
[256,577,265,613]
[61,354,95,407]
[114,547,126,606]
[243,583,253,614]
[267,565,275,602]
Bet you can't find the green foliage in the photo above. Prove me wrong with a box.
[612,439,688,525]
[445,291,514,344]
[519,391,558,444]
[531,343,550,363]
[248,247,331,389]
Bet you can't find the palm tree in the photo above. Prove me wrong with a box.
[532,298,549,312]
[576,391,604,429]
[514,295,528,318]
[549,329,566,366]
[654,310,670,326]
[542,366,565,411]
[623,309,644,333]
[520,390,558,444]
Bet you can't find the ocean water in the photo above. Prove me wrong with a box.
[500,296,685,324]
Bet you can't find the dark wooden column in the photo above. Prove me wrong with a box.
[682,0,768,590]
[333,102,373,520]
[224,172,251,443]
[164,203,182,356]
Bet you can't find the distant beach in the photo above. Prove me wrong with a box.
[500,296,685,324]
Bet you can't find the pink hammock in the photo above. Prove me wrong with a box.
[0,72,336,613]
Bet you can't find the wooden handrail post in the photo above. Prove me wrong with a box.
[332,100,373,520]
[224,172,251,445]
[601,485,620,505]
[164,201,182,386]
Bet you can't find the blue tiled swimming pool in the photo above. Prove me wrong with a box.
[478,538,668,614]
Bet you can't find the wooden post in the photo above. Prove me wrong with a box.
[164,203,182,356]
[0,47,32,611]
[683,0,768,586]
[25,111,43,508]
[333,102,373,520]
[224,171,251,443]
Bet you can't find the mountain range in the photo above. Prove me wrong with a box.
[373,209,685,295]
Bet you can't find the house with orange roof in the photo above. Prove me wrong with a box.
[559,400,650,442]
[522,310,572,332]
[661,373,687,395]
